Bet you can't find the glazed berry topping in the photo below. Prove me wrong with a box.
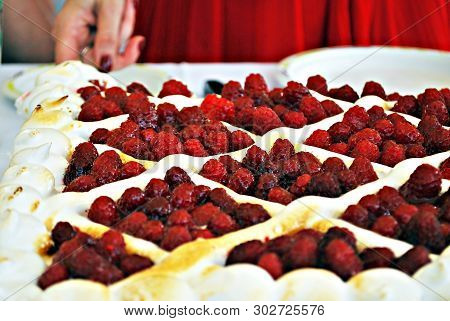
[342,164,449,253]
[38,222,153,289]
[226,227,429,280]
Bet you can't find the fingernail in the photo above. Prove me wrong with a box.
[100,55,112,72]
[139,38,146,52]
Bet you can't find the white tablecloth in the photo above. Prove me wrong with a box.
[0,63,282,175]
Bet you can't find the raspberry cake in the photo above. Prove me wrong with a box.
[0,61,449,301]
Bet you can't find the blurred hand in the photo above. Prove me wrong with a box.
[53,0,145,71]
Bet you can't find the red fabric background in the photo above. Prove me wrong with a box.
[134,0,450,62]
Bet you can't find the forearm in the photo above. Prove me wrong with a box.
[3,0,55,63]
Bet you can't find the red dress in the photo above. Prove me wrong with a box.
[134,0,450,62]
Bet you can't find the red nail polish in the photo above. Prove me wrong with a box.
[100,55,112,72]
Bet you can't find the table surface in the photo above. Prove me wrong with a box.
[0,63,282,176]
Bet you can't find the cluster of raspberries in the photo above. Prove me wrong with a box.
[226,226,431,280]
[38,222,153,289]
[342,164,449,253]
[199,139,378,204]
[86,167,271,251]
[305,106,450,167]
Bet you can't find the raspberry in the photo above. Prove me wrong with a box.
[294,229,324,242]
[164,167,191,188]
[202,120,228,133]
[404,209,445,253]
[78,99,104,121]
[307,172,341,197]
[267,235,294,256]
[120,120,140,137]
[95,230,126,263]
[328,85,359,103]
[106,128,127,149]
[208,211,238,235]
[350,140,380,162]
[406,144,427,158]
[200,159,228,184]
[243,145,268,173]
[191,203,220,226]
[396,246,430,275]
[422,101,449,125]
[156,103,179,125]
[267,187,293,205]
[120,254,153,276]
[102,100,123,118]
[341,205,370,228]
[144,178,169,198]
[135,220,164,242]
[208,188,238,214]
[63,175,97,192]
[343,106,370,132]
[418,88,444,107]
[78,86,101,101]
[51,222,77,248]
[298,96,327,123]
[252,106,283,135]
[282,81,310,107]
[234,203,270,228]
[38,263,69,289]
[387,92,401,101]
[152,132,183,160]
[349,157,378,185]
[105,87,127,108]
[117,187,146,214]
[394,121,424,145]
[142,197,172,219]
[116,212,148,235]
[305,130,332,149]
[400,164,442,203]
[322,239,362,279]
[65,142,99,184]
[170,183,196,210]
[419,115,450,153]
[337,169,359,192]
[392,95,418,115]
[191,229,215,240]
[226,240,266,264]
[376,186,405,214]
[380,140,406,167]
[122,138,149,159]
[221,80,244,101]
[367,106,386,124]
[283,236,318,269]
[128,103,158,130]
[321,157,346,174]
[89,128,110,144]
[273,104,289,117]
[126,82,151,96]
[91,150,122,185]
[230,130,254,151]
[255,173,279,198]
[227,168,255,194]
[257,252,283,279]
[306,75,328,95]
[358,194,381,215]
[282,111,307,128]
[269,139,295,161]
[373,119,394,139]
[183,139,208,157]
[200,94,235,122]
[393,204,418,225]
[88,196,119,226]
[328,122,351,143]
[289,174,311,196]
[180,125,205,142]
[329,143,349,155]
[203,131,229,155]
[269,88,284,105]
[193,185,211,204]
[297,152,322,175]
[321,100,343,117]
[52,232,93,262]
[158,79,192,98]
[387,113,408,125]
[361,81,386,99]
[167,209,194,227]
[360,247,394,269]
[372,216,400,237]
[177,106,206,126]
[244,74,268,95]
[348,128,382,149]
[121,161,146,179]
